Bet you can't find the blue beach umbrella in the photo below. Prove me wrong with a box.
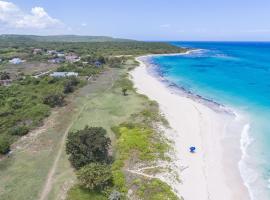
[189,146,196,153]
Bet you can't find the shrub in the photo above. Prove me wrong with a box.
[63,82,74,94]
[0,135,11,154]
[43,93,64,107]
[77,163,112,191]
[0,71,10,80]
[63,78,79,94]
[66,126,111,169]
[10,126,29,136]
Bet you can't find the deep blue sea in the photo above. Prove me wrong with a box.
[151,42,270,200]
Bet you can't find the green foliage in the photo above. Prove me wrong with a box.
[63,78,79,94]
[115,126,167,161]
[0,76,82,154]
[112,170,126,193]
[66,126,111,169]
[0,71,10,80]
[77,163,112,191]
[0,135,11,154]
[10,126,29,136]
[43,93,65,107]
[114,75,134,92]
[136,179,179,200]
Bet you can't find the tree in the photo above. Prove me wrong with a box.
[121,88,127,96]
[77,163,112,191]
[66,126,111,169]
[43,93,64,107]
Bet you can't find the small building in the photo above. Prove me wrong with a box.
[50,72,78,78]
[9,58,23,64]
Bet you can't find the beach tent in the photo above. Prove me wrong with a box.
[189,146,196,153]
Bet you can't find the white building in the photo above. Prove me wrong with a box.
[50,72,78,78]
[9,58,23,64]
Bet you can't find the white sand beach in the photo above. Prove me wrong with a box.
[130,56,251,200]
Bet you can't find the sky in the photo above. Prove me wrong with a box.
[0,0,270,41]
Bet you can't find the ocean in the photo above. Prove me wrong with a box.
[150,42,270,200]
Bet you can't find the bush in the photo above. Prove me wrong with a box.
[0,135,11,154]
[10,126,29,136]
[63,77,79,94]
[66,126,111,169]
[77,163,112,191]
[43,93,64,107]
[63,82,74,94]
[0,71,10,80]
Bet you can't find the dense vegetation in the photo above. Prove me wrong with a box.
[0,76,83,154]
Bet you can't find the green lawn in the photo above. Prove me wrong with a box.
[67,186,106,200]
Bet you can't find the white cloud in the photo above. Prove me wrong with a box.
[81,22,87,27]
[0,1,63,29]
[160,24,171,28]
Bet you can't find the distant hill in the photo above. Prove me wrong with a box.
[0,34,134,43]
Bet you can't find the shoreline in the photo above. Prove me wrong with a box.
[130,54,251,200]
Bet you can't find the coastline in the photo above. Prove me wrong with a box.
[130,54,251,200]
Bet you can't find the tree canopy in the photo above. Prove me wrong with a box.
[66,126,111,169]
[77,163,112,191]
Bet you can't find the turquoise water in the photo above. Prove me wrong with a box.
[151,42,270,199]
